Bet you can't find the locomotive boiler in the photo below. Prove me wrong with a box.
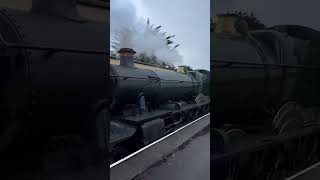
[0,0,108,173]
[111,48,208,109]
[211,15,320,131]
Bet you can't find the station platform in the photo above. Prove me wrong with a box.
[110,114,210,180]
[287,162,320,180]
[134,126,210,180]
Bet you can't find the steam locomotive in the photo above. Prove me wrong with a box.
[211,15,320,132]
[110,48,210,159]
[211,14,320,179]
[0,0,109,175]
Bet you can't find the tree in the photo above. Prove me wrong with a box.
[146,18,180,48]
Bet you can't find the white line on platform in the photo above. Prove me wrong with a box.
[286,161,320,180]
[110,113,210,168]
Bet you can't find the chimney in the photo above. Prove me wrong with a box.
[118,48,136,68]
[31,0,84,21]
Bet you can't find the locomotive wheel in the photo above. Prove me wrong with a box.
[201,104,209,115]
[288,138,306,172]
[195,93,207,104]
[226,129,247,144]
[266,147,287,180]
[179,112,187,123]
[195,94,209,115]
[192,108,199,119]
[212,128,230,153]
[0,106,20,153]
[293,136,317,171]
[0,57,28,154]
[187,111,193,121]
[95,108,108,166]
[247,148,285,180]
[227,159,240,180]
[272,101,304,134]
[271,101,312,176]
[0,10,30,154]
[306,136,319,165]
[249,151,266,179]
[170,114,183,126]
[281,140,298,175]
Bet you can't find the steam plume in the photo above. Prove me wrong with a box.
[110,0,182,65]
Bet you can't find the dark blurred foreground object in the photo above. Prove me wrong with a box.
[211,14,320,179]
[211,14,320,128]
[0,0,109,179]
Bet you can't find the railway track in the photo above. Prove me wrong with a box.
[110,113,210,180]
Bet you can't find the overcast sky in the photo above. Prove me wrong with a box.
[211,0,320,30]
[111,0,210,70]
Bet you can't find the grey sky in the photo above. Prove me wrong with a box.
[112,0,210,70]
[212,0,320,30]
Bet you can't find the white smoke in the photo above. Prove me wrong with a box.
[110,0,182,65]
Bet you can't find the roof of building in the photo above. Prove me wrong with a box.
[110,58,176,71]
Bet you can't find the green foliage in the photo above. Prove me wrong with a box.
[146,19,179,47]
[223,11,266,30]
[184,66,193,71]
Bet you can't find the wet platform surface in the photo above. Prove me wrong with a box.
[134,126,210,180]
